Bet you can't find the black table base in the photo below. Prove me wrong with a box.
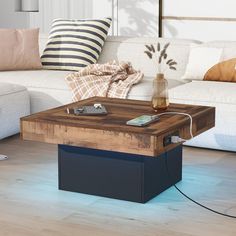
[58,145,182,203]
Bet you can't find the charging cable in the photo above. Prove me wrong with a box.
[157,112,194,143]
[165,155,236,219]
[158,112,236,218]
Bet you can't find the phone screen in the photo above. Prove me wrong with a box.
[126,115,158,127]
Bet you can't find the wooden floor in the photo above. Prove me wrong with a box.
[0,135,236,236]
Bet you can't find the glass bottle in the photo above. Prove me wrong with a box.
[152,73,169,111]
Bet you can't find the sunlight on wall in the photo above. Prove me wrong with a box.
[163,0,236,41]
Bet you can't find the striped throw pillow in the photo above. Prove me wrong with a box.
[41,18,112,71]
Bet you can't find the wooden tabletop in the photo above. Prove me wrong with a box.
[21,97,215,157]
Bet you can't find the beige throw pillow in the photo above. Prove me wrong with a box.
[204,58,236,82]
[0,28,42,71]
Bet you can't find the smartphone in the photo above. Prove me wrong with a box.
[126,115,159,127]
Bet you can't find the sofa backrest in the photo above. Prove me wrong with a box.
[98,36,201,80]
[202,41,236,61]
[39,34,200,80]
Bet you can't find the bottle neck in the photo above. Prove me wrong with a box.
[156,73,164,80]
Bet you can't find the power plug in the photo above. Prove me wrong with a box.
[0,155,8,161]
[171,136,186,143]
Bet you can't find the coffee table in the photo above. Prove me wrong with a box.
[21,97,215,203]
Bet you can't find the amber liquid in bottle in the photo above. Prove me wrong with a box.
[152,73,169,111]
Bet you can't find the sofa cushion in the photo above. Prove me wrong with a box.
[0,70,70,90]
[0,70,184,113]
[169,80,236,152]
[169,80,236,105]
[0,70,184,95]
[0,70,72,113]
[0,83,30,139]
[0,82,27,96]
[41,18,112,71]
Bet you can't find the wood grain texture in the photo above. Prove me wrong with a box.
[21,97,215,156]
[0,135,236,236]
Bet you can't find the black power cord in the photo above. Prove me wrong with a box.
[164,154,236,219]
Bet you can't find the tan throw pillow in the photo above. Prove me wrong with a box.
[204,58,236,82]
[0,28,42,71]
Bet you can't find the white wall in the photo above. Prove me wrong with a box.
[118,0,158,37]
[29,0,86,33]
[29,0,159,36]
[0,0,159,37]
[88,0,116,35]
[1,0,236,41]
[163,0,236,41]
[0,0,29,28]
[29,0,113,34]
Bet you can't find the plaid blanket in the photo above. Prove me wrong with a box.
[65,61,144,101]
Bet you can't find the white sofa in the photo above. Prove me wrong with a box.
[0,34,236,152]
[0,83,30,139]
[0,35,191,113]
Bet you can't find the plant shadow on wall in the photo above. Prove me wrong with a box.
[109,0,158,36]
